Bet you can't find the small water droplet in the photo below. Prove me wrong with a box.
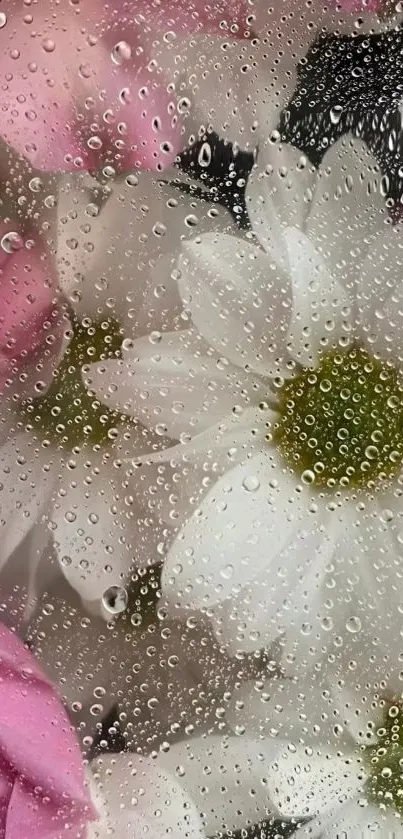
[346,616,361,633]
[242,475,260,492]
[102,585,128,615]
[111,41,132,65]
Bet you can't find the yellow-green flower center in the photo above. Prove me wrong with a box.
[23,316,126,449]
[365,703,403,816]
[274,346,403,490]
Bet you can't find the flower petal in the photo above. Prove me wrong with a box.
[227,671,379,754]
[86,329,262,439]
[354,221,403,367]
[0,432,55,571]
[245,142,316,264]
[88,753,204,839]
[50,461,135,611]
[129,406,269,531]
[0,624,94,838]
[57,173,234,329]
[161,450,312,612]
[211,508,339,655]
[284,227,353,367]
[179,232,292,377]
[267,745,363,820]
[306,136,387,291]
[295,802,402,839]
[155,735,279,835]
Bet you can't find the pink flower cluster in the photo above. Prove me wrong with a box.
[0,0,250,386]
[0,0,250,174]
[0,623,94,838]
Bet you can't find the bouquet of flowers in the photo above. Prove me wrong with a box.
[0,0,402,836]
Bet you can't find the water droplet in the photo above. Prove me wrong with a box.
[330,105,343,124]
[102,585,128,615]
[242,475,260,492]
[1,231,23,254]
[42,38,55,53]
[346,616,361,633]
[198,142,212,168]
[301,469,315,485]
[111,41,132,65]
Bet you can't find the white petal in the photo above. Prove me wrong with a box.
[227,675,355,749]
[156,735,279,835]
[356,225,403,356]
[88,754,204,839]
[0,431,55,569]
[57,171,234,329]
[129,406,270,528]
[161,450,312,612]
[296,802,403,839]
[279,504,371,675]
[50,460,136,610]
[0,519,56,627]
[284,227,353,367]
[321,499,403,698]
[246,143,316,263]
[86,330,262,439]
[179,232,292,377]
[363,276,403,366]
[211,508,338,655]
[227,670,379,755]
[306,136,387,291]
[132,405,268,469]
[267,745,363,820]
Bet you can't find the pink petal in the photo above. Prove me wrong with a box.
[0,226,58,360]
[333,0,383,9]
[0,624,95,839]
[0,0,249,172]
[80,63,182,172]
[111,0,251,36]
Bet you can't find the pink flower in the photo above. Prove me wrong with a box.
[0,0,249,174]
[0,223,61,392]
[0,622,95,838]
[334,0,383,10]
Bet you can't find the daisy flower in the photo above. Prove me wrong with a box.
[87,135,403,659]
[225,660,403,837]
[0,164,237,621]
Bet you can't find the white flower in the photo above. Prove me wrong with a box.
[225,666,403,838]
[84,677,403,838]
[0,168,236,620]
[85,657,403,839]
[87,135,403,658]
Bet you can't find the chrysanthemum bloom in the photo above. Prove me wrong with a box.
[0,0,250,173]
[0,621,94,838]
[87,135,403,661]
[225,663,403,837]
[0,163,238,620]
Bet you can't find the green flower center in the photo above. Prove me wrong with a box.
[274,346,403,490]
[365,703,403,817]
[23,316,126,449]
